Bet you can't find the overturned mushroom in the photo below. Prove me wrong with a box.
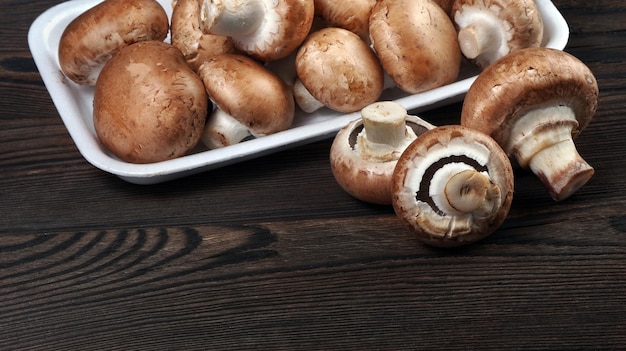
[58,0,169,85]
[330,101,435,205]
[171,0,236,72]
[392,125,514,248]
[451,0,544,69]
[198,54,294,148]
[295,27,384,113]
[461,47,598,201]
[198,0,314,62]
[369,0,461,94]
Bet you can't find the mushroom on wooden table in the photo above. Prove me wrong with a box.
[392,125,514,248]
[461,47,599,201]
[330,101,435,205]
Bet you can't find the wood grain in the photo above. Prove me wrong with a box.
[1,0,625,349]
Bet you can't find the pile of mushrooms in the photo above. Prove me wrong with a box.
[57,1,599,246]
[58,0,479,162]
[330,47,598,248]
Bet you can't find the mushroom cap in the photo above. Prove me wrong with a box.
[93,41,208,164]
[200,0,314,62]
[58,0,169,85]
[451,0,544,67]
[197,54,294,135]
[295,27,384,113]
[313,0,376,41]
[461,47,599,146]
[330,113,435,205]
[392,125,514,247]
[171,0,236,72]
[369,0,461,94]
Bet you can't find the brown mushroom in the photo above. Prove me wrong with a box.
[330,101,436,205]
[197,54,294,148]
[369,0,461,94]
[313,0,376,42]
[93,41,208,164]
[294,27,384,113]
[392,125,514,247]
[461,47,598,201]
[451,0,544,69]
[58,0,169,85]
[171,0,236,72]
[198,0,314,62]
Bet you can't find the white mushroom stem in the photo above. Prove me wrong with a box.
[430,165,499,217]
[506,105,594,201]
[201,108,253,149]
[293,79,325,113]
[444,170,493,213]
[457,16,503,59]
[199,0,265,36]
[354,101,418,162]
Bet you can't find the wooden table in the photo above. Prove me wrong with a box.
[2,1,625,349]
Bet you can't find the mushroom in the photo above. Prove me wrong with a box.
[294,27,384,113]
[313,0,376,42]
[171,0,236,72]
[197,53,294,148]
[93,41,208,164]
[198,0,314,62]
[369,0,461,94]
[461,47,599,201]
[451,0,544,69]
[330,101,436,205]
[392,125,514,248]
[58,0,169,85]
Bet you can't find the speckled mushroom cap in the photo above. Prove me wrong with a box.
[295,27,384,113]
[313,0,376,41]
[451,0,544,68]
[58,0,169,85]
[171,0,236,72]
[461,47,598,149]
[93,41,208,164]
[197,54,294,136]
[392,125,514,248]
[369,0,461,94]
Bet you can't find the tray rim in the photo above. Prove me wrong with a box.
[28,0,569,184]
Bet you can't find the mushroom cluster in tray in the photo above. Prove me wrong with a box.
[57,0,598,247]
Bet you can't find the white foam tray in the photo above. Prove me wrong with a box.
[28,0,569,184]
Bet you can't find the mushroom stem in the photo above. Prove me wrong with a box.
[201,108,253,149]
[506,105,594,201]
[444,169,492,213]
[457,17,502,59]
[293,79,325,113]
[199,0,265,36]
[355,101,418,162]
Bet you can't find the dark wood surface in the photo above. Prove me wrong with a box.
[2,0,625,349]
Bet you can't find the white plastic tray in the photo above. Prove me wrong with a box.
[28,0,569,184]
